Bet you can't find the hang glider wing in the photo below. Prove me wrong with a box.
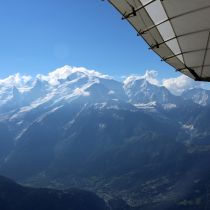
[108,0,210,81]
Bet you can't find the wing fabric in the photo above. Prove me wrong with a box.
[108,0,210,81]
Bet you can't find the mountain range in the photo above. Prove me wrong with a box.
[0,65,210,210]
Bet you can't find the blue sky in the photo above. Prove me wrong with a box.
[0,0,179,80]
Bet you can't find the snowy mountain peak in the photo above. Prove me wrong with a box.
[123,71,160,88]
[123,74,177,105]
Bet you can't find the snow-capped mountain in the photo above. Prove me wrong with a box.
[123,75,181,106]
[0,66,210,209]
[0,66,124,118]
[182,88,210,106]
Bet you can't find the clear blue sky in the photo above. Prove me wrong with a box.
[0,0,178,80]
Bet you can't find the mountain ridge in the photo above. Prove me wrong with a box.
[0,65,208,116]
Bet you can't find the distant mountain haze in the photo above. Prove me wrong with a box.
[0,175,109,210]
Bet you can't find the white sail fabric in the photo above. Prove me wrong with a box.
[108,0,210,81]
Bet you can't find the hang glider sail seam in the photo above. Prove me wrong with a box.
[107,0,210,82]
[122,0,157,20]
[150,28,210,50]
[201,32,210,77]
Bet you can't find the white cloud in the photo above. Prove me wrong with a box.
[144,70,160,86]
[162,75,200,95]
[0,73,32,88]
[123,70,205,95]
[0,65,112,96]
[37,65,112,85]
[0,73,32,94]
[0,66,206,97]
